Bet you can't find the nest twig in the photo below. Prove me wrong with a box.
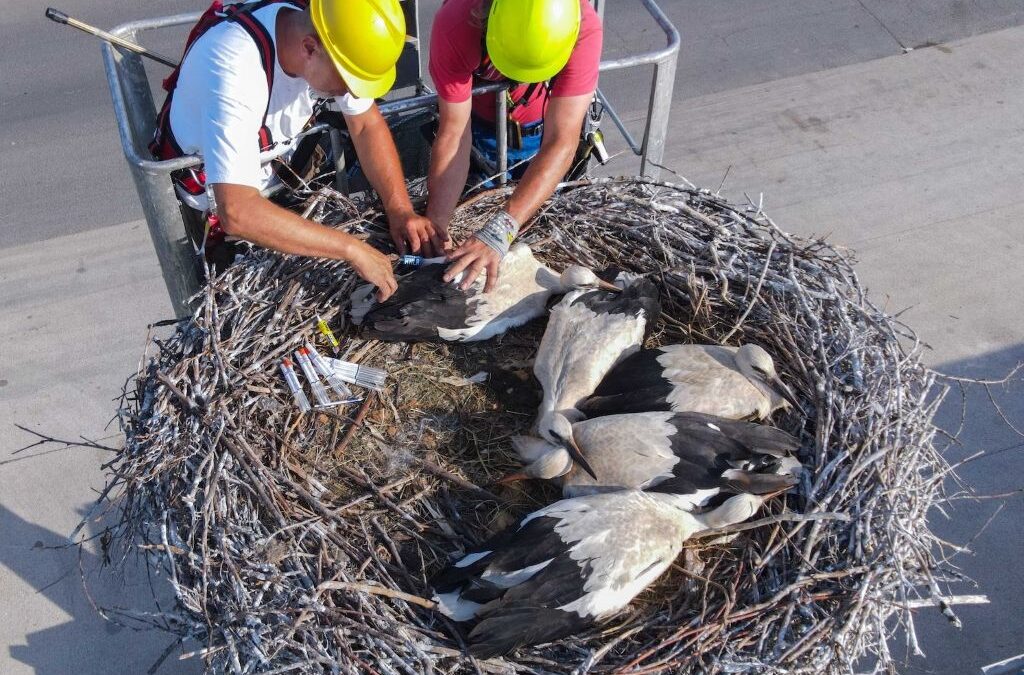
[94,178,963,674]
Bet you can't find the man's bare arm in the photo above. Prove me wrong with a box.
[445,93,593,291]
[425,96,473,239]
[213,182,397,299]
[504,93,592,228]
[346,104,443,256]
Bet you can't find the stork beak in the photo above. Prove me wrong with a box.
[565,434,598,480]
[764,481,797,499]
[772,374,802,413]
[495,471,530,485]
[596,279,622,293]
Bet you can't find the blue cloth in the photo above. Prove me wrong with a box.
[470,119,543,187]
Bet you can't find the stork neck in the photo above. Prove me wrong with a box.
[745,373,776,411]
[535,265,563,291]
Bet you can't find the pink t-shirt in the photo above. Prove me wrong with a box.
[429,0,603,125]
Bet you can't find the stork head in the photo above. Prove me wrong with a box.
[498,447,574,482]
[510,434,559,462]
[496,435,568,483]
[536,411,598,480]
[735,344,801,412]
[558,266,622,294]
[700,493,763,530]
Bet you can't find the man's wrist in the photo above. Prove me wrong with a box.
[385,204,416,222]
[426,207,451,232]
[473,210,520,258]
[331,230,359,261]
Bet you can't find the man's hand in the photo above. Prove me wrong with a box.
[444,237,502,292]
[348,241,398,301]
[389,211,449,257]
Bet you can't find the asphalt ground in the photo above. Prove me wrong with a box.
[5,0,1024,247]
[2,1,1023,673]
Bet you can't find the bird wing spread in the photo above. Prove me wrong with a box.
[360,266,478,341]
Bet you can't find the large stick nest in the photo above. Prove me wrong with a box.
[100,178,958,674]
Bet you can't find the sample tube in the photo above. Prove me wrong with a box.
[294,347,332,408]
[305,341,353,398]
[279,358,311,413]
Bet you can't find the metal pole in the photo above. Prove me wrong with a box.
[639,55,677,179]
[634,0,680,179]
[495,91,508,185]
[46,7,179,68]
[596,88,641,155]
[329,128,349,194]
[103,42,199,317]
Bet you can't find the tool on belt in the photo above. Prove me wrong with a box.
[502,83,545,151]
[583,96,609,165]
[475,47,607,170]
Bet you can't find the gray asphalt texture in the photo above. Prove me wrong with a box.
[1,1,1023,673]
[5,0,1024,247]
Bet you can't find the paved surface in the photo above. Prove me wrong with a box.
[0,222,195,674]
[650,27,1024,672]
[4,0,1024,247]
[2,1,1023,673]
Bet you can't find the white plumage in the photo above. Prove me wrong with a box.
[431,489,767,658]
[505,410,802,500]
[578,343,801,420]
[533,273,661,441]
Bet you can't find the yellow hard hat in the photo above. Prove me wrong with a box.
[486,0,581,83]
[309,0,406,99]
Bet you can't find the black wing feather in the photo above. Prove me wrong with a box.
[670,412,800,457]
[649,413,801,495]
[468,606,591,658]
[360,265,476,342]
[569,277,661,321]
[467,553,592,657]
[578,348,675,417]
[432,513,599,657]
[431,516,569,594]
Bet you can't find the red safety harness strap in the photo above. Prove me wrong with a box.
[149,0,306,189]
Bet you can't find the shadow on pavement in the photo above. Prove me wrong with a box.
[904,342,1024,674]
[0,504,198,675]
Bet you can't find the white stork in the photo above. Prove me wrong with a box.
[432,489,773,658]
[533,274,660,441]
[350,243,619,342]
[504,411,802,501]
[577,343,801,420]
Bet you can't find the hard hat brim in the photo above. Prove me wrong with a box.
[484,53,566,85]
[485,24,576,85]
[330,58,396,100]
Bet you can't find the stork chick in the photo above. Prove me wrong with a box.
[432,490,773,658]
[350,243,618,342]
[534,273,660,430]
[511,411,802,501]
[578,343,801,420]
